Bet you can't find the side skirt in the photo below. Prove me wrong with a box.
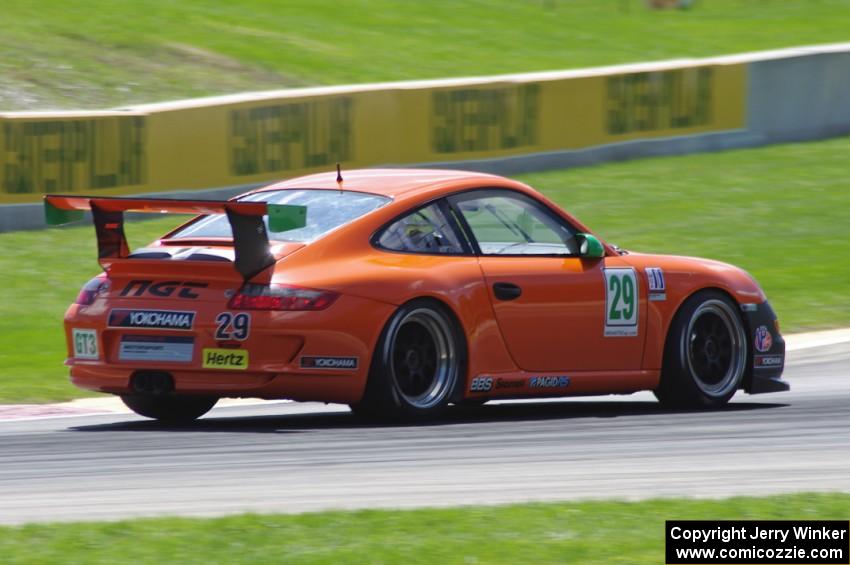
[462,369,660,400]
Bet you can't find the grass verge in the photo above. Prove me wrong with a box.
[0,216,186,402]
[1,136,848,402]
[1,494,848,564]
[2,0,850,110]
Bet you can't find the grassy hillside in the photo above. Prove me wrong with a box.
[1,136,848,402]
[2,0,850,110]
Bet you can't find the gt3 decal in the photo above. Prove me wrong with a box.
[754,325,773,352]
[604,268,639,337]
[72,328,98,359]
[202,348,249,370]
[214,312,251,341]
[108,309,195,331]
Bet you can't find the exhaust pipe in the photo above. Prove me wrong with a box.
[130,371,175,395]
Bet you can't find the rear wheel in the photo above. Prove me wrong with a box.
[121,394,218,422]
[352,299,464,420]
[654,291,747,408]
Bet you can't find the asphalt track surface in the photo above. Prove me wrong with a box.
[1,344,848,525]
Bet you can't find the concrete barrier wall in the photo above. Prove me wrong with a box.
[2,42,849,231]
[747,47,850,142]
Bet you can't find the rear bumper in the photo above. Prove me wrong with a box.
[68,364,368,404]
[741,300,789,394]
[63,293,396,404]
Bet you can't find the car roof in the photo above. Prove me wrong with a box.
[252,168,512,199]
[245,167,602,254]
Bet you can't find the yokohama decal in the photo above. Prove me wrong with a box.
[108,309,195,330]
[300,356,359,370]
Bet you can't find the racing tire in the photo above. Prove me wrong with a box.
[654,290,747,408]
[121,394,218,422]
[352,298,465,421]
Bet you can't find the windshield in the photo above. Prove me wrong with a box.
[168,189,391,243]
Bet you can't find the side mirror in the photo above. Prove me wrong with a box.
[576,233,605,258]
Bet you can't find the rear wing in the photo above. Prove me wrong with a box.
[44,195,306,280]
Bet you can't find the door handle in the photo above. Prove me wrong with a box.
[493,282,522,301]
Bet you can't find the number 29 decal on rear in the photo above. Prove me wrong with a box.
[604,268,639,337]
[215,312,251,341]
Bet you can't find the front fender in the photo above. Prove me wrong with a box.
[621,254,770,371]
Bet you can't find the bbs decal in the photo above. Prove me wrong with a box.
[470,376,493,392]
[604,268,638,337]
[215,312,251,341]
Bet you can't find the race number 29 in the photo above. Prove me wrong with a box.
[604,268,638,337]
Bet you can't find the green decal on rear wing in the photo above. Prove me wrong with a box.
[43,195,306,280]
[44,200,85,226]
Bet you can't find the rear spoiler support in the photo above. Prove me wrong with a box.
[44,195,306,280]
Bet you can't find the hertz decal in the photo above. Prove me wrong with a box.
[202,348,249,370]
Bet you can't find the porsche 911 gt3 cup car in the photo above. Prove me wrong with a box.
[47,168,787,421]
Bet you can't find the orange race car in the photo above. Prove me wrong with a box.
[46,168,787,421]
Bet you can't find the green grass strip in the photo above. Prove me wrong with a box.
[1,494,848,564]
[3,0,850,110]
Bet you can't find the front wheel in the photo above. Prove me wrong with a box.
[121,394,218,422]
[354,299,464,421]
[654,291,747,408]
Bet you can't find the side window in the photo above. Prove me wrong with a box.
[452,192,578,256]
[376,203,466,254]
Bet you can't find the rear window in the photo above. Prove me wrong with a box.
[168,189,391,243]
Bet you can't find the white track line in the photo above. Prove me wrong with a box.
[784,328,850,351]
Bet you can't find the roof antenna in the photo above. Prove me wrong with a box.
[336,163,344,194]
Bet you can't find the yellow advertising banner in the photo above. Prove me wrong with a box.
[0,113,147,203]
[0,61,746,204]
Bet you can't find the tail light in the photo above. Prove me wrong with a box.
[228,283,339,311]
[75,276,110,306]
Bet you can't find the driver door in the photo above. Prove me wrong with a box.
[448,189,645,372]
